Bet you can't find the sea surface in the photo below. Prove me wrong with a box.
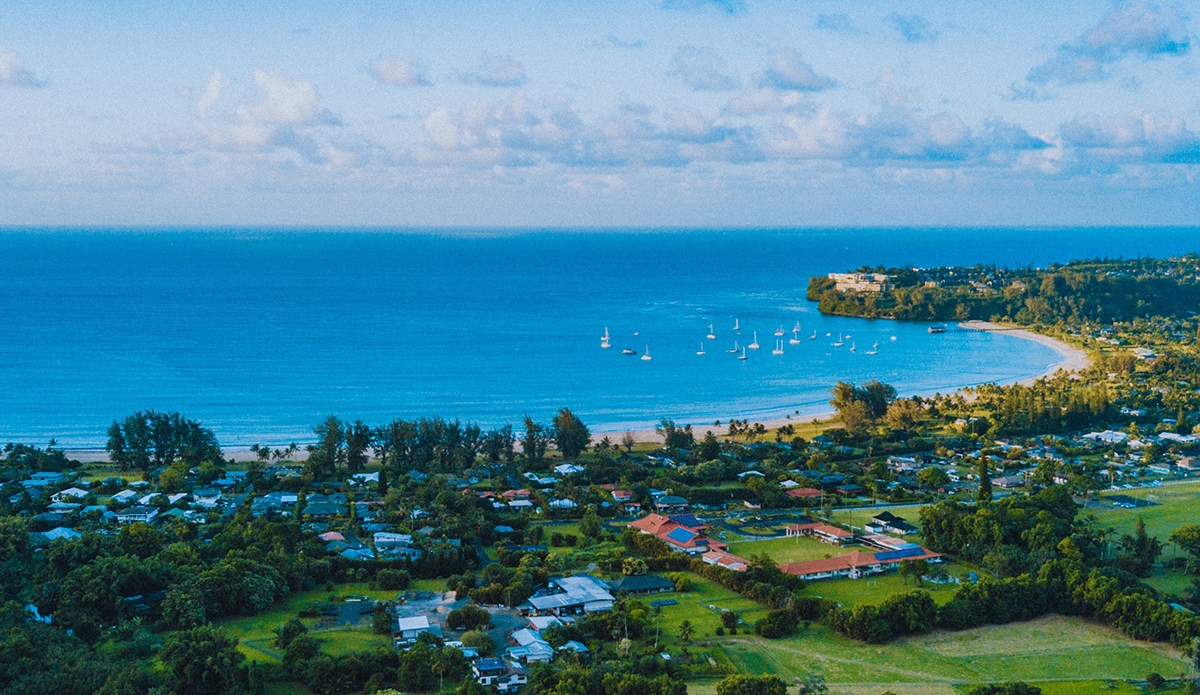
[2,227,1197,448]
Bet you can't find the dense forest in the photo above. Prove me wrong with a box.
[809,255,1200,324]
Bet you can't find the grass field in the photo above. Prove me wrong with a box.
[711,614,1186,688]
[650,572,769,641]
[1091,481,1200,542]
[733,535,848,564]
[219,583,404,663]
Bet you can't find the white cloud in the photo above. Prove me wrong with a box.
[195,71,228,119]
[1059,112,1200,163]
[670,45,740,91]
[1026,1,1190,86]
[371,56,430,86]
[761,50,834,92]
[463,53,526,87]
[0,47,43,87]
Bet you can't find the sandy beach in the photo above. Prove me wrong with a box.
[63,324,1090,460]
[605,322,1091,444]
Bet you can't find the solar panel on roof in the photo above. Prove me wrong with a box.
[665,527,697,544]
[874,546,926,562]
[650,599,679,607]
[667,513,703,527]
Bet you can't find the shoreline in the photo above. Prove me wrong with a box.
[61,324,1091,461]
[599,322,1091,445]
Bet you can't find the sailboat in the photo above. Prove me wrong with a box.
[697,342,706,356]
[774,325,784,337]
[809,331,817,340]
[748,331,760,349]
[641,345,652,361]
[601,327,611,349]
[789,329,801,345]
[849,342,857,352]
[733,318,741,335]
[706,324,716,340]
[772,340,784,355]
[728,341,740,354]
[621,337,635,355]
[793,321,801,332]
[832,333,844,347]
[738,346,747,360]
[866,342,879,355]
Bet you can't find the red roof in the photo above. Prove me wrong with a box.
[786,487,825,498]
[811,524,854,538]
[630,513,725,552]
[611,489,633,501]
[785,521,821,532]
[778,547,941,578]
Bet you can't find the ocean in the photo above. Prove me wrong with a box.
[2,227,1196,448]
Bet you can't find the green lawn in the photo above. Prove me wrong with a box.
[218,583,406,663]
[648,572,769,642]
[1091,482,1200,542]
[714,614,1186,686]
[733,536,848,564]
[802,572,966,609]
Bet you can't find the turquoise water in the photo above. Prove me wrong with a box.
[2,227,1196,447]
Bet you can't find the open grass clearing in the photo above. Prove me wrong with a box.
[649,572,768,641]
[1091,481,1200,542]
[713,614,1185,685]
[803,572,965,609]
[734,535,849,564]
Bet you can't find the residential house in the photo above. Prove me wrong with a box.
[518,575,614,617]
[610,574,675,596]
[864,511,918,535]
[395,616,435,644]
[778,546,941,581]
[786,488,825,500]
[809,524,856,545]
[117,506,159,524]
[508,628,555,663]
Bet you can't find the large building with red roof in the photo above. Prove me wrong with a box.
[628,513,750,571]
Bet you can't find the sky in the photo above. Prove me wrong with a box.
[1,0,1198,227]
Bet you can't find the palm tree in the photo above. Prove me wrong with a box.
[678,619,695,643]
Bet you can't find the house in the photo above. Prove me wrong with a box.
[807,524,853,544]
[501,489,531,500]
[886,456,919,473]
[373,532,413,549]
[508,499,535,511]
[778,546,941,581]
[305,502,346,518]
[553,463,584,476]
[835,484,862,496]
[784,519,822,537]
[864,511,917,535]
[405,469,428,482]
[701,549,750,572]
[1084,430,1128,445]
[653,495,689,513]
[395,616,434,644]
[52,487,89,502]
[611,574,676,596]
[992,475,1026,489]
[519,575,614,617]
[1178,457,1200,471]
[137,493,161,506]
[117,506,159,524]
[786,488,825,500]
[508,628,555,663]
[192,489,222,506]
[549,498,578,510]
[36,527,82,542]
[111,489,137,503]
[629,513,722,554]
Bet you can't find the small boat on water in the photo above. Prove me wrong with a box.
[866,342,878,355]
[890,335,897,341]
[621,337,636,355]
[793,321,801,331]
[641,345,652,361]
[849,342,856,352]
[728,341,740,354]
[748,331,760,349]
[789,328,801,345]
[738,346,747,360]
[772,340,784,355]
[706,324,716,340]
[832,333,844,347]
[774,325,784,337]
[697,342,706,355]
[809,331,817,340]
[928,325,946,334]
[601,327,611,349]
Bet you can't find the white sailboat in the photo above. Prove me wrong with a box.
[772,340,784,355]
[706,324,716,340]
[738,346,747,360]
[774,325,784,337]
[809,331,817,340]
[789,326,801,344]
[793,321,801,332]
[849,342,856,352]
[748,331,760,349]
[728,341,740,354]
[866,342,878,355]
[697,342,706,356]
[734,318,741,335]
[832,333,844,347]
[641,345,652,361]
[621,337,635,355]
[601,327,611,349]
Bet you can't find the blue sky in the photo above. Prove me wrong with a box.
[1,0,1198,226]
